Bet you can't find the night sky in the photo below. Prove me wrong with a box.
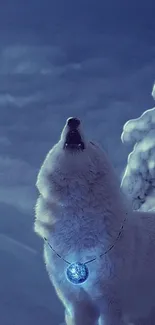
[0,1,155,324]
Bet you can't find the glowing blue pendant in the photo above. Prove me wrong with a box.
[66,262,89,284]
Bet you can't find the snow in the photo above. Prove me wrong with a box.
[121,85,155,211]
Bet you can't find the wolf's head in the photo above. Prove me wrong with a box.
[46,117,107,173]
[36,117,121,203]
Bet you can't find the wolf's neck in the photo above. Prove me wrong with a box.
[57,164,130,244]
[50,174,130,261]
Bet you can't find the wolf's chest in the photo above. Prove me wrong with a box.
[48,213,108,259]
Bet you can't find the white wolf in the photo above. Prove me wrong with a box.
[34,117,155,325]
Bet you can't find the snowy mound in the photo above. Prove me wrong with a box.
[121,85,155,211]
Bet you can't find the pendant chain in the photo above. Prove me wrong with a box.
[44,214,127,266]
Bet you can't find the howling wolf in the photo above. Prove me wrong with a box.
[34,117,155,325]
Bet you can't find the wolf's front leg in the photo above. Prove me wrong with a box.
[64,298,99,325]
[98,298,125,325]
[99,312,126,325]
[99,314,125,325]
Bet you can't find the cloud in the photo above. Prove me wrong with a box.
[0,186,36,212]
[0,156,37,186]
[0,45,64,75]
[0,93,41,107]
[0,155,37,212]
[0,136,11,146]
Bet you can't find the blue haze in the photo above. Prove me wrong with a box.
[0,1,155,324]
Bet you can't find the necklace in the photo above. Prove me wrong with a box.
[44,215,126,285]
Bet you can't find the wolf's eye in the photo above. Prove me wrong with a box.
[90,141,100,149]
[90,141,95,146]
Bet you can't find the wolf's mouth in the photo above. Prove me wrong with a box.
[64,130,85,151]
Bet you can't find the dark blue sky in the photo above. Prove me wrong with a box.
[1,1,155,324]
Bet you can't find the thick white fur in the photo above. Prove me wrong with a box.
[34,119,155,325]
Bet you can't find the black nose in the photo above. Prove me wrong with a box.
[67,117,80,129]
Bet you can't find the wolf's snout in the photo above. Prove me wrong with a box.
[67,117,80,129]
[64,118,85,151]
